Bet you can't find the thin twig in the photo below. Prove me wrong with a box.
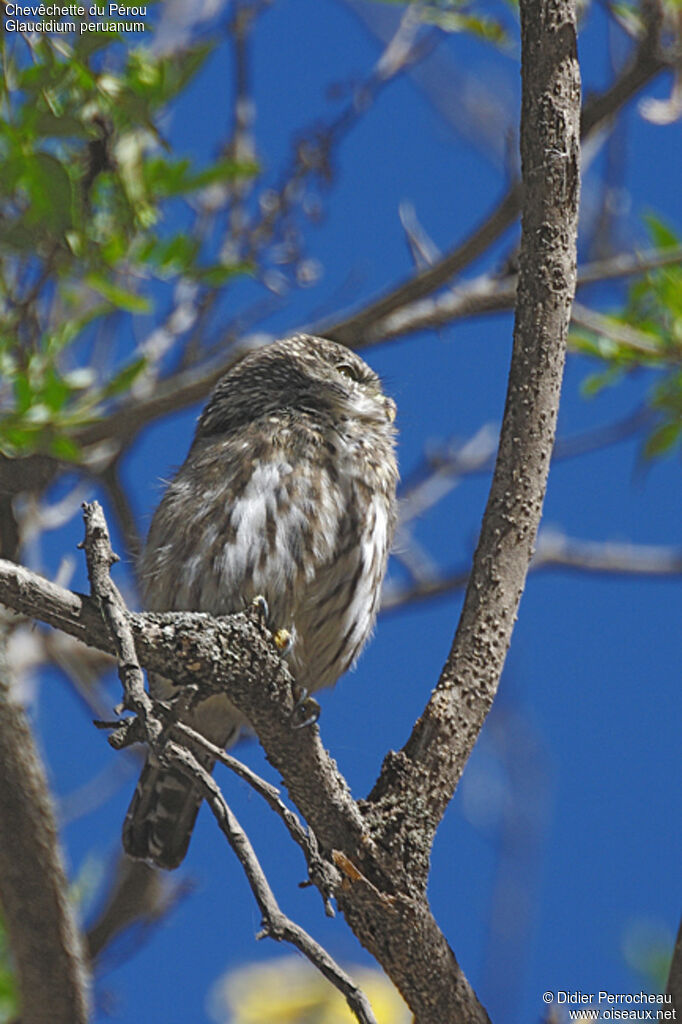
[322,25,670,348]
[172,720,338,916]
[80,502,157,736]
[382,534,682,611]
[571,300,680,360]
[339,244,682,346]
[98,459,144,566]
[168,741,377,1024]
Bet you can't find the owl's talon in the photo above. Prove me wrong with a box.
[291,699,320,729]
[273,628,292,654]
[290,689,320,729]
[251,595,269,622]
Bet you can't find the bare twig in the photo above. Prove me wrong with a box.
[168,741,378,1024]
[322,19,669,349]
[80,502,158,737]
[382,534,682,611]
[534,533,682,575]
[336,244,682,345]
[98,460,144,566]
[172,720,339,915]
[570,300,680,359]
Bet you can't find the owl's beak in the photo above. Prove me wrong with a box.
[385,397,397,423]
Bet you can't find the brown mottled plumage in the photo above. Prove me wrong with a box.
[123,334,398,868]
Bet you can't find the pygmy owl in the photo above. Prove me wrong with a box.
[123,333,398,868]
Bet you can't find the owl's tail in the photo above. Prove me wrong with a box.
[122,758,208,870]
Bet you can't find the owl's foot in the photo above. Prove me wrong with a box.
[273,628,293,654]
[251,597,293,656]
[251,594,269,621]
[290,687,320,729]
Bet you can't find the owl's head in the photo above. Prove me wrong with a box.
[195,334,396,440]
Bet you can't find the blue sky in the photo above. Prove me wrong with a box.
[30,2,681,1022]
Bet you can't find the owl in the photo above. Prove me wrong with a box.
[123,334,398,868]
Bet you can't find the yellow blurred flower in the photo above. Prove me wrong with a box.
[208,956,411,1024]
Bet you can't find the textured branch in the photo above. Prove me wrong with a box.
[358,245,682,343]
[365,0,581,881]
[667,915,682,1014]
[0,524,490,1021]
[172,720,339,916]
[382,535,682,611]
[0,625,91,1024]
[168,741,377,1024]
[322,17,667,349]
[81,502,375,1024]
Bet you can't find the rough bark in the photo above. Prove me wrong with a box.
[0,625,91,1024]
[365,0,581,888]
[0,0,581,1018]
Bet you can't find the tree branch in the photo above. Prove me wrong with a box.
[171,720,339,916]
[666,914,682,1014]
[321,16,666,349]
[169,740,378,1024]
[382,534,682,612]
[356,245,682,344]
[365,0,581,878]
[0,517,490,1021]
[0,624,91,1024]
[81,501,376,1024]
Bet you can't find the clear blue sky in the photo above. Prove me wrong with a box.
[34,3,681,1022]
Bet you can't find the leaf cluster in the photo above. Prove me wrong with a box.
[574,217,682,457]
[0,27,256,460]
[370,0,512,45]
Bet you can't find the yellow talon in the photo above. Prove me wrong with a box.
[273,628,292,653]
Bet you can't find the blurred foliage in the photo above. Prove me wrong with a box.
[369,0,510,44]
[208,957,411,1024]
[0,913,18,1024]
[621,918,675,992]
[0,24,256,460]
[573,217,682,458]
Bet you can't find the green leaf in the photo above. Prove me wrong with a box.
[192,261,254,287]
[22,152,74,236]
[85,274,151,313]
[643,213,679,251]
[34,111,86,139]
[101,357,147,398]
[42,367,73,412]
[12,374,33,415]
[143,156,258,199]
[49,435,82,460]
[644,420,682,458]
[127,44,214,106]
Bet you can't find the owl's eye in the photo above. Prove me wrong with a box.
[336,362,361,382]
